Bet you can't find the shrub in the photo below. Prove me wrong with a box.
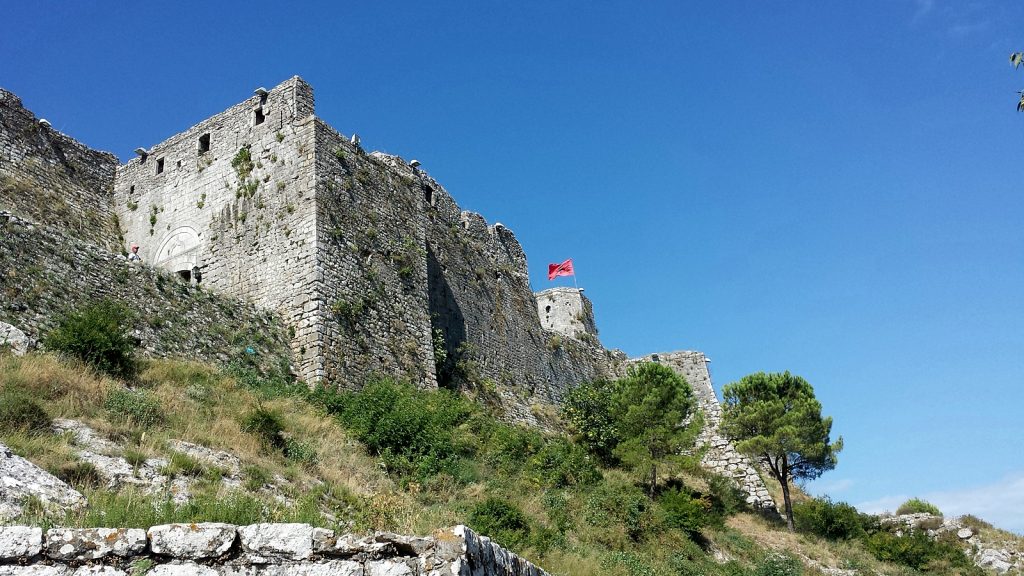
[707,474,749,519]
[165,451,205,477]
[528,438,601,488]
[104,389,164,428]
[864,531,981,574]
[241,406,286,450]
[477,419,544,472]
[0,391,50,434]
[283,438,319,467]
[311,379,475,482]
[45,300,136,379]
[896,497,942,516]
[793,497,872,540]
[753,553,804,576]
[56,461,102,489]
[658,486,710,537]
[584,479,659,541]
[468,497,531,549]
[561,379,620,464]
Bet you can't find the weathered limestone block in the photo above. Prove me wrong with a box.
[0,322,32,355]
[44,528,146,561]
[0,567,69,576]
[0,526,42,559]
[366,560,416,576]
[148,523,237,559]
[238,523,314,561]
[0,443,85,520]
[70,568,126,576]
[147,563,218,576]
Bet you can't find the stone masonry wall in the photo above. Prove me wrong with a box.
[114,77,319,379]
[310,124,436,388]
[0,211,292,374]
[0,524,546,576]
[624,351,776,513]
[0,89,119,250]
[535,287,598,339]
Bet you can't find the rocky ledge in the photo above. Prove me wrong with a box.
[0,524,543,576]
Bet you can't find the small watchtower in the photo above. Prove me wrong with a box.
[535,287,598,340]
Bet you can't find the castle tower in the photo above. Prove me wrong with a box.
[535,287,598,340]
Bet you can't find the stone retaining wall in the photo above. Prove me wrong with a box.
[0,524,544,576]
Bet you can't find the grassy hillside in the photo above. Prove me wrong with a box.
[4,349,1010,576]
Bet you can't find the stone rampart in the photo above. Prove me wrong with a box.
[0,211,291,373]
[0,89,119,250]
[534,288,597,340]
[0,524,545,576]
[114,77,319,376]
[623,351,776,513]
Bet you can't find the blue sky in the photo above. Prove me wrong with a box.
[3,1,1022,532]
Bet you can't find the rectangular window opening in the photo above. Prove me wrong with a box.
[156,158,164,175]
[255,108,265,125]
[198,133,211,154]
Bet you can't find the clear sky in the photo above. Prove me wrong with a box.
[3,1,1022,532]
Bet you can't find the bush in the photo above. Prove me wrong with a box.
[56,461,102,489]
[45,300,136,379]
[658,486,711,537]
[561,379,620,463]
[104,389,164,428]
[468,497,531,549]
[793,497,872,540]
[283,437,319,467]
[0,390,50,434]
[311,379,475,482]
[528,438,602,488]
[241,406,286,450]
[864,531,981,574]
[753,553,804,576]
[896,497,942,516]
[584,479,659,542]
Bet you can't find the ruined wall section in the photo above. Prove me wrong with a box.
[0,524,550,576]
[0,211,293,374]
[311,125,436,388]
[535,287,598,339]
[0,89,119,250]
[402,165,613,419]
[623,352,776,513]
[114,77,318,376]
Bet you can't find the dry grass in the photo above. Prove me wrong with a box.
[0,353,114,417]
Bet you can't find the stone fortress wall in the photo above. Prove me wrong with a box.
[0,89,120,250]
[0,523,545,576]
[535,287,598,339]
[623,352,776,514]
[0,77,775,508]
[114,78,322,380]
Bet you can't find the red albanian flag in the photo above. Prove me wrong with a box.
[548,259,575,280]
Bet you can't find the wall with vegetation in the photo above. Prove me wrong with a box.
[0,88,120,250]
[0,211,292,374]
[0,524,545,576]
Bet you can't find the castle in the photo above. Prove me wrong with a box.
[0,77,774,511]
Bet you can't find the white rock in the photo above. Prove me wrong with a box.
[0,444,85,520]
[71,568,127,576]
[148,523,237,559]
[0,526,43,559]
[976,548,1014,573]
[957,527,974,539]
[0,567,69,576]
[44,527,146,560]
[0,322,32,355]
[147,563,218,576]
[366,560,414,576]
[286,561,363,576]
[238,523,314,561]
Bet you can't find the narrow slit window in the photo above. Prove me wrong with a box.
[424,188,433,206]
[156,158,164,174]
[198,133,211,154]
[254,108,265,125]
